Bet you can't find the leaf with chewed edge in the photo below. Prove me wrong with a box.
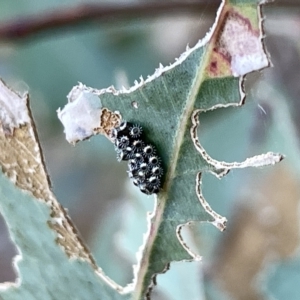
[58,0,283,299]
[0,79,130,300]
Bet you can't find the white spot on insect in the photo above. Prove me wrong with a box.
[129,124,142,138]
[143,145,155,157]
[132,140,145,152]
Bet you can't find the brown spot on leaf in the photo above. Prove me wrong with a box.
[208,50,231,77]
[209,61,217,74]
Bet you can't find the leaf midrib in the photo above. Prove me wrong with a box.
[133,37,218,300]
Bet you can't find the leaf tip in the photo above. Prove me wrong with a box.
[212,216,227,232]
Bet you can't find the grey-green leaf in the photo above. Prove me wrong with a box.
[58,1,283,299]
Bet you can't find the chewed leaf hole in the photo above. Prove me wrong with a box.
[199,101,258,163]
[0,213,17,283]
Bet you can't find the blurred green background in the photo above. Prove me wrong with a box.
[0,1,300,299]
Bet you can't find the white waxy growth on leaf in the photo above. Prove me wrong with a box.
[57,83,103,143]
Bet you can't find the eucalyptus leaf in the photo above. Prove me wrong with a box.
[59,0,282,298]
[0,0,284,299]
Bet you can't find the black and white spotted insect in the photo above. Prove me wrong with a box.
[111,121,164,195]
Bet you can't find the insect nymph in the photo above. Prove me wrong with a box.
[111,121,164,195]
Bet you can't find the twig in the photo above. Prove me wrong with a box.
[0,1,298,42]
[0,1,220,42]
